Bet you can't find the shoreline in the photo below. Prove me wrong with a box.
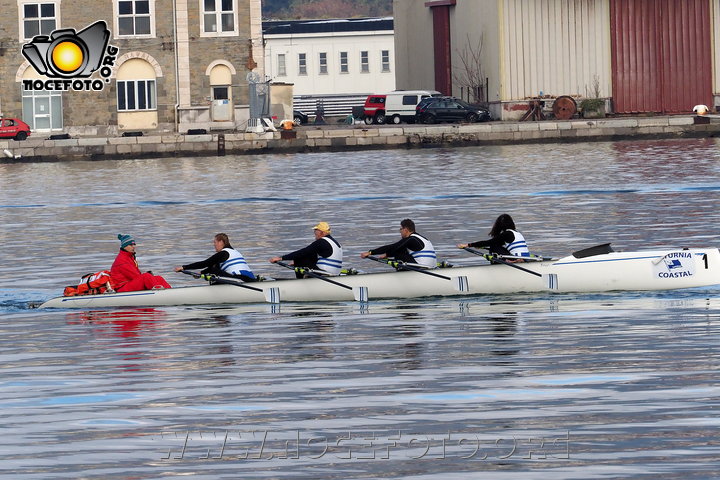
[2,115,719,162]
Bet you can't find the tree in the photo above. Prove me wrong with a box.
[263,0,392,19]
[291,0,360,18]
[453,34,486,104]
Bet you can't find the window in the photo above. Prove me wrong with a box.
[381,50,391,72]
[117,79,156,111]
[21,2,57,40]
[22,87,62,130]
[212,86,228,100]
[402,95,418,105]
[298,53,307,75]
[319,52,327,74]
[202,0,236,35]
[339,52,348,73]
[360,51,369,73]
[277,54,286,76]
[117,0,152,36]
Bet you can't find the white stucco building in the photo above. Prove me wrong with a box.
[263,17,395,115]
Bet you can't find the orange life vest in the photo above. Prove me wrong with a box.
[63,270,114,297]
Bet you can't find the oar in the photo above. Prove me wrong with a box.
[181,270,280,303]
[274,261,368,302]
[461,247,558,290]
[364,255,468,292]
[462,248,541,276]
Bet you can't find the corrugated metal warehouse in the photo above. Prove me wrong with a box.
[394,0,719,119]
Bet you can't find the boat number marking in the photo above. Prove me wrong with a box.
[653,252,696,279]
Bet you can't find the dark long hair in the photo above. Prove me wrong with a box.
[489,214,516,237]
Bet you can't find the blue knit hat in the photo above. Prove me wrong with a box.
[118,234,136,248]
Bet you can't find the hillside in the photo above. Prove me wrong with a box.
[262,0,393,19]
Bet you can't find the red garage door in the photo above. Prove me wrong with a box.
[610,0,712,114]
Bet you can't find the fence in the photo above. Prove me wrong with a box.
[293,94,368,118]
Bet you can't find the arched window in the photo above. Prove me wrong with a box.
[208,62,234,121]
[117,58,157,111]
[116,57,159,129]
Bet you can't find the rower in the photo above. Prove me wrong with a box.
[457,213,530,262]
[269,221,343,278]
[175,233,256,282]
[360,218,437,269]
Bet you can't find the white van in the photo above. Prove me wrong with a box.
[363,90,441,125]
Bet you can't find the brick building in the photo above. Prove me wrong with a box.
[0,0,263,135]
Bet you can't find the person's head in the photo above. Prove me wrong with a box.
[313,221,331,239]
[214,233,230,251]
[490,214,516,237]
[399,218,416,238]
[118,234,136,253]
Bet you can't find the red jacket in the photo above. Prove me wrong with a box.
[110,249,141,289]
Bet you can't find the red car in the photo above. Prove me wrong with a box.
[0,118,31,141]
[362,94,387,125]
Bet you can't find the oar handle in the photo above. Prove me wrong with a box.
[180,269,203,279]
[275,261,353,291]
[365,255,452,281]
[180,269,264,292]
[461,246,552,262]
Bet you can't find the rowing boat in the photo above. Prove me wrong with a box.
[39,245,720,309]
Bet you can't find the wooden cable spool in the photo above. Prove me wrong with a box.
[552,96,577,120]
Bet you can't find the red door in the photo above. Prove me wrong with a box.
[610,0,712,114]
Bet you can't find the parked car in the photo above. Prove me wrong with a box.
[293,110,309,126]
[415,97,491,124]
[0,117,31,141]
[362,94,387,124]
[363,90,442,125]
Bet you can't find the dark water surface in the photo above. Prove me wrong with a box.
[1,139,720,478]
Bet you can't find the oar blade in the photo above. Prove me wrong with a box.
[544,273,559,290]
[353,286,369,302]
[453,275,469,292]
[264,287,281,304]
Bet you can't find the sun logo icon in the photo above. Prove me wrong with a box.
[51,40,85,74]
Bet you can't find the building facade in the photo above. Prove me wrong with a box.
[394,0,719,120]
[0,0,263,135]
[263,17,395,116]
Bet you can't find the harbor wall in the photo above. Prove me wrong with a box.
[2,116,719,161]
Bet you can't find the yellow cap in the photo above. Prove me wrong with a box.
[313,221,331,233]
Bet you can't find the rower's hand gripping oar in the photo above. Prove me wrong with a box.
[180,270,280,303]
[461,247,558,290]
[364,255,468,292]
[274,261,368,302]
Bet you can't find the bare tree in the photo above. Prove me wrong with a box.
[453,34,486,104]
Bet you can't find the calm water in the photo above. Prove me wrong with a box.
[1,139,720,478]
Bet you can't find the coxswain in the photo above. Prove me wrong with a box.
[111,234,172,292]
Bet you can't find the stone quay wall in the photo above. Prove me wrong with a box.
[2,116,718,162]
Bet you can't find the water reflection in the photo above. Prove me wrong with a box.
[66,308,166,338]
[283,319,336,362]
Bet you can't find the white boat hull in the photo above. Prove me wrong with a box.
[39,248,720,309]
